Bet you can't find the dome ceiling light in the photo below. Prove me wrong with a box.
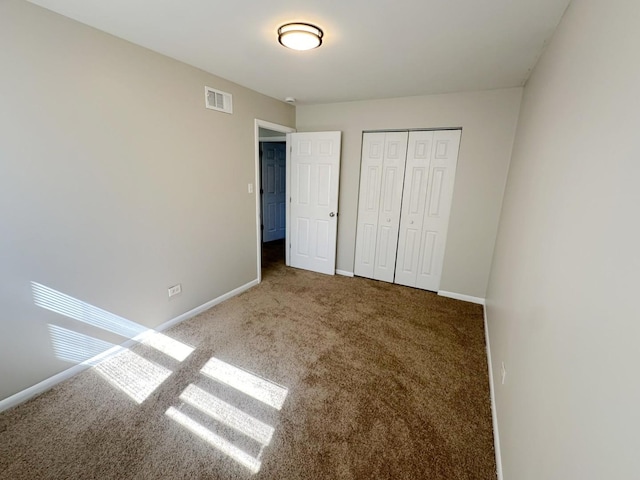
[278,23,323,51]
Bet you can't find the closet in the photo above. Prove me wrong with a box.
[353,129,461,291]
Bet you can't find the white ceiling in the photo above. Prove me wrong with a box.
[28,0,570,105]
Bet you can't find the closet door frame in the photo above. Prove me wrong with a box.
[353,128,462,292]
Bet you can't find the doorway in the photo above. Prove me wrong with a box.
[254,120,295,283]
[254,121,343,282]
[259,137,286,274]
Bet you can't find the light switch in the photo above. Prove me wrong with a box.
[248,183,254,194]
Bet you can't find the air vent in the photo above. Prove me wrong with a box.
[205,86,233,114]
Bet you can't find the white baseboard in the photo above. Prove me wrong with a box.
[0,278,259,414]
[161,278,259,331]
[437,290,485,305]
[484,303,504,480]
[0,363,90,415]
[336,269,354,277]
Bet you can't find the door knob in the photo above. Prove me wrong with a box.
[329,212,335,217]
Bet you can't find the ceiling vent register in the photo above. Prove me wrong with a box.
[205,86,233,114]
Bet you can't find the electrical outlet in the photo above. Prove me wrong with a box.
[501,361,507,385]
[168,284,182,298]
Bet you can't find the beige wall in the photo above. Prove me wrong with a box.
[297,89,522,298]
[486,0,640,478]
[0,0,294,400]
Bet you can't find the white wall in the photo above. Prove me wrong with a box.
[486,0,640,478]
[297,89,522,298]
[0,0,294,400]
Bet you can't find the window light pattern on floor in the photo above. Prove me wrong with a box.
[168,357,289,474]
[166,407,262,474]
[200,357,288,410]
[180,384,275,445]
[32,281,195,404]
[96,349,172,404]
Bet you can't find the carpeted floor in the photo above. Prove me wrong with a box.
[0,241,496,479]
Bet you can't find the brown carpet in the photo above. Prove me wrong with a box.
[0,241,496,479]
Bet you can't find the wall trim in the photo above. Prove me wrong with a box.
[0,278,259,414]
[484,303,504,480]
[437,290,486,305]
[336,269,354,277]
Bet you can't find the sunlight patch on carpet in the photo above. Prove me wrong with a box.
[200,357,288,410]
[95,349,172,404]
[166,407,262,474]
[168,358,289,473]
[181,384,274,445]
[140,331,194,361]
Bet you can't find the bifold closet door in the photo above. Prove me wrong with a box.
[395,130,461,291]
[394,131,434,287]
[353,132,408,281]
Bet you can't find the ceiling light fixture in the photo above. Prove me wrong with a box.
[278,23,323,51]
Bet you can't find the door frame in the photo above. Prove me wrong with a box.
[354,127,462,292]
[254,119,296,283]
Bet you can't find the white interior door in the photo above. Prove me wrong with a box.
[412,130,461,291]
[353,133,385,278]
[354,132,409,282]
[373,132,409,282]
[395,131,434,287]
[289,132,341,275]
[261,142,286,242]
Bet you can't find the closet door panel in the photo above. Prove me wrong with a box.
[395,131,434,287]
[373,132,408,282]
[355,129,459,290]
[353,133,385,278]
[416,130,461,291]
